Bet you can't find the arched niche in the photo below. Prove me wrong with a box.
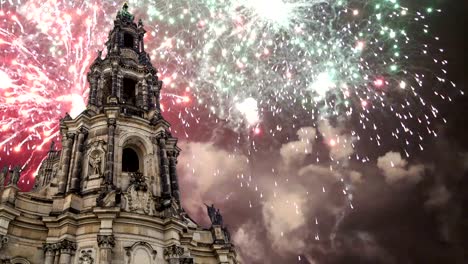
[116,133,154,191]
[82,140,106,191]
[124,242,157,264]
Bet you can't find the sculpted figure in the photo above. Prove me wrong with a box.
[89,154,102,176]
[9,166,21,185]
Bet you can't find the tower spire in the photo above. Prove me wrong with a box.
[86,3,162,117]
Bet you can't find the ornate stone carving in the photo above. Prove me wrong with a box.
[57,239,77,254]
[42,243,56,253]
[89,154,102,176]
[163,244,184,259]
[129,172,147,191]
[97,234,115,248]
[0,235,8,250]
[122,172,155,215]
[78,249,94,264]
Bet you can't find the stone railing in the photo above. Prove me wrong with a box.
[121,48,138,62]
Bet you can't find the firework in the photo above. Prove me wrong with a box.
[0,0,457,190]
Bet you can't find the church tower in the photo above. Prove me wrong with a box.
[0,4,238,264]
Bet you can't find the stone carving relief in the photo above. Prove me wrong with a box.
[85,140,107,178]
[78,249,94,264]
[89,154,102,177]
[122,172,155,215]
[0,235,8,250]
[163,244,184,259]
[97,234,115,249]
[83,140,107,190]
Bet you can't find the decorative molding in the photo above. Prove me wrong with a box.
[97,234,115,248]
[42,243,56,253]
[107,118,116,127]
[163,244,184,259]
[78,249,94,264]
[43,239,77,255]
[58,239,77,254]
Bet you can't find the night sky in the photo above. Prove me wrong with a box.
[0,0,467,263]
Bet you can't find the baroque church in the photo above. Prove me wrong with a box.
[0,4,238,264]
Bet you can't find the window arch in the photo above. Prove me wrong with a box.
[123,32,134,48]
[122,147,139,172]
[122,77,136,105]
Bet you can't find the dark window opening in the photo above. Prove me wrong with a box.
[122,78,136,105]
[122,148,139,172]
[123,33,134,48]
[102,76,112,104]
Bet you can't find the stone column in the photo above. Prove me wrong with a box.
[89,74,98,105]
[116,73,123,99]
[58,132,75,194]
[58,240,76,264]
[111,69,118,97]
[97,76,104,106]
[43,243,56,264]
[157,136,171,198]
[70,127,88,193]
[53,249,60,264]
[168,152,180,205]
[97,234,115,264]
[104,119,116,186]
[142,80,148,110]
[136,81,144,107]
[0,167,8,189]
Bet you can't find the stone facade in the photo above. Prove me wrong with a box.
[0,4,238,264]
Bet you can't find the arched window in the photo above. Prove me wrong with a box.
[123,33,134,48]
[122,148,139,172]
[122,78,136,105]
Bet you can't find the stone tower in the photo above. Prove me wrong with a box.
[0,4,238,264]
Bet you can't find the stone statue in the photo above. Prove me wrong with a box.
[8,166,21,185]
[0,166,8,187]
[89,154,102,176]
[215,209,223,226]
[205,204,223,226]
[119,2,134,20]
[49,140,56,152]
